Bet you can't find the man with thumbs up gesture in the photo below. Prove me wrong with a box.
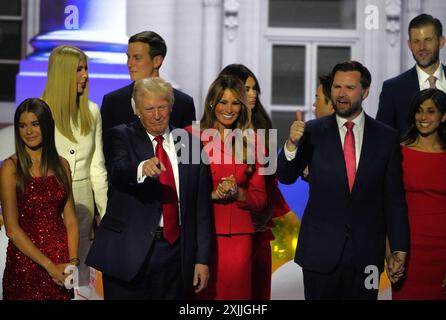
[285,111,305,152]
[277,61,409,300]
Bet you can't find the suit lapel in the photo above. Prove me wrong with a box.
[124,83,138,120]
[322,115,351,194]
[132,120,155,161]
[173,128,189,220]
[125,82,134,98]
[405,67,420,92]
[351,115,374,195]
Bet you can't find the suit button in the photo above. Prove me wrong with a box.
[70,149,75,154]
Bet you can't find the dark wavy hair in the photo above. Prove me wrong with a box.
[401,88,446,149]
[331,60,371,90]
[318,73,332,104]
[14,98,70,193]
[129,31,167,59]
[409,13,443,38]
[218,64,273,150]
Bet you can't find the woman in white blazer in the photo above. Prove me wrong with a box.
[42,45,108,287]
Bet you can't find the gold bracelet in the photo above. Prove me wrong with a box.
[69,257,80,266]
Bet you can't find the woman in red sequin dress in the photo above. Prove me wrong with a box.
[0,98,79,300]
[390,89,446,299]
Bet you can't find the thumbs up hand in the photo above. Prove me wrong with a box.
[286,111,305,151]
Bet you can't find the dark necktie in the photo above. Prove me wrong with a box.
[154,135,180,244]
[344,121,356,192]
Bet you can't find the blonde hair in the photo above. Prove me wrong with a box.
[42,45,92,142]
[133,77,174,108]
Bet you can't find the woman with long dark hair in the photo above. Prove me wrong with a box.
[391,88,446,299]
[1,98,79,299]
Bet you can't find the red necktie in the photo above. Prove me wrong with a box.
[344,121,356,192]
[154,135,180,245]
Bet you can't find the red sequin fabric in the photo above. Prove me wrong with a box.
[2,176,73,300]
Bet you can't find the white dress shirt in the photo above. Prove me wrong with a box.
[284,111,366,170]
[136,128,181,226]
[416,62,446,92]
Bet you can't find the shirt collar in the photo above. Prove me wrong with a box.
[147,127,171,145]
[416,62,445,85]
[336,110,365,130]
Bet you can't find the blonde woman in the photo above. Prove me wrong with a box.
[42,45,108,287]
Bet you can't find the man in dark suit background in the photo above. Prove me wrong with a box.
[277,61,409,300]
[86,77,212,300]
[376,14,446,136]
[101,31,196,137]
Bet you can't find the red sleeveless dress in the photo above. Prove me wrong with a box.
[392,146,446,300]
[2,176,73,300]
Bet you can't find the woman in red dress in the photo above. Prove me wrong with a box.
[1,98,79,300]
[219,64,290,300]
[391,88,446,299]
[189,75,267,299]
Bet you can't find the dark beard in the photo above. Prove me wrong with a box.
[334,99,362,118]
[413,49,440,69]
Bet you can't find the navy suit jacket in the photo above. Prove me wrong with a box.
[86,121,212,294]
[376,64,446,137]
[277,113,409,274]
[101,83,196,137]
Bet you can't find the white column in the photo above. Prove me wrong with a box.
[384,0,403,77]
[200,0,223,108]
[359,0,384,117]
[126,0,176,83]
[31,0,128,63]
[83,0,126,33]
[221,0,240,66]
[239,0,261,72]
[26,0,40,55]
[402,0,421,70]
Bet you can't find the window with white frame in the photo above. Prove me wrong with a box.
[0,0,26,102]
[263,0,359,147]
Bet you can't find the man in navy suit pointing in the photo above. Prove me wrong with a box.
[87,77,212,300]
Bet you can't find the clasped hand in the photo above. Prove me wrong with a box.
[386,252,407,283]
[47,262,74,287]
[214,175,237,199]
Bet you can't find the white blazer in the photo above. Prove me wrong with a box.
[54,101,108,217]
